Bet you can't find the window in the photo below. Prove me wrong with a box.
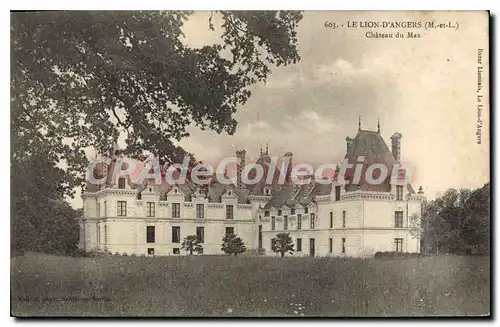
[342,211,346,228]
[104,201,107,217]
[341,238,346,253]
[395,238,403,252]
[259,215,262,221]
[225,227,234,235]
[172,203,180,218]
[310,213,315,229]
[172,226,180,243]
[297,238,302,252]
[271,216,276,231]
[395,211,404,228]
[297,214,302,230]
[304,207,309,214]
[278,209,282,216]
[97,225,100,244]
[196,227,204,243]
[396,185,404,201]
[96,203,100,218]
[173,248,180,254]
[146,226,155,243]
[335,186,341,201]
[147,202,155,217]
[264,211,270,217]
[147,248,154,255]
[118,177,126,189]
[196,204,205,219]
[329,238,333,253]
[104,225,108,244]
[284,216,288,230]
[117,201,127,216]
[258,225,262,249]
[291,208,295,214]
[329,212,333,228]
[226,205,234,219]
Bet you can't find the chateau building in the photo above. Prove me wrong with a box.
[79,123,425,257]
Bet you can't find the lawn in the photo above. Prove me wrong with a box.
[11,253,490,317]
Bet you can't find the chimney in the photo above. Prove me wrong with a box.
[418,186,424,195]
[390,133,403,162]
[283,152,293,184]
[346,137,354,153]
[236,149,246,189]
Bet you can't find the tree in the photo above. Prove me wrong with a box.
[221,233,247,256]
[271,232,295,257]
[420,183,490,255]
[11,11,303,192]
[181,235,203,255]
[11,11,302,255]
[11,150,80,255]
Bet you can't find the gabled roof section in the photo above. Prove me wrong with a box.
[140,184,160,195]
[167,184,185,197]
[207,179,249,204]
[221,187,238,199]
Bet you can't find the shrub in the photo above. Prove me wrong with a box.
[221,233,247,256]
[374,251,425,258]
[181,235,203,255]
[67,248,103,258]
[271,233,295,257]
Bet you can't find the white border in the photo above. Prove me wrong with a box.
[3,1,497,326]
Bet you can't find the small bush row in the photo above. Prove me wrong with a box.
[374,251,427,258]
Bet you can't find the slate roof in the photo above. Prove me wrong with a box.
[343,129,415,193]
[262,183,332,210]
[259,129,416,210]
[86,129,416,209]
[247,154,284,196]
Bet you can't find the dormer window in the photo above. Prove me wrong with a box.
[264,188,271,195]
[291,208,295,215]
[264,211,270,217]
[118,177,126,189]
[174,188,177,194]
[305,207,309,214]
[396,185,404,201]
[278,209,282,216]
[149,187,152,192]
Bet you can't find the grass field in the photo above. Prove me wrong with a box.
[11,253,490,317]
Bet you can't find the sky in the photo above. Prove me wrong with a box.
[69,11,490,208]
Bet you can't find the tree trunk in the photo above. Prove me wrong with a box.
[189,249,193,255]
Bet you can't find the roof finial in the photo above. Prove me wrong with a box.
[260,144,263,156]
[265,142,269,155]
[377,118,380,133]
[358,116,361,131]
